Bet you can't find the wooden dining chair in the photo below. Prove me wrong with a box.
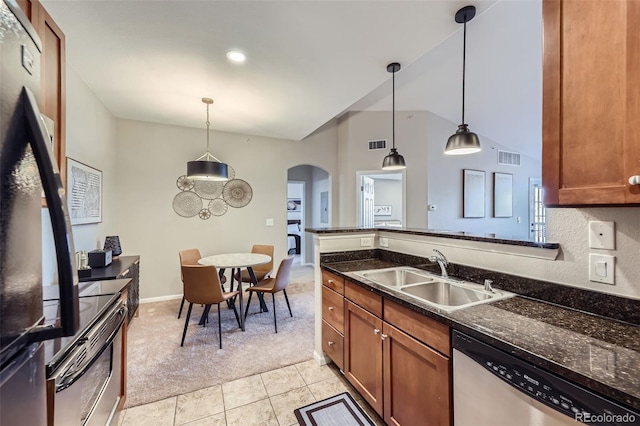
[233,244,273,285]
[180,264,240,348]
[244,256,294,333]
[178,248,227,318]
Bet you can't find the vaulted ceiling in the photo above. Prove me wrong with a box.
[42,0,541,159]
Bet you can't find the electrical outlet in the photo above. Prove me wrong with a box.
[589,253,615,285]
[379,237,389,248]
[360,237,372,247]
[265,218,274,227]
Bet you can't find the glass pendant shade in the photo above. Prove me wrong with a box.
[382,148,406,170]
[186,97,229,181]
[445,5,481,156]
[445,124,481,155]
[187,160,228,181]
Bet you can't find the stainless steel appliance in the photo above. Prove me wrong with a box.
[1,1,80,424]
[44,292,126,426]
[453,331,638,425]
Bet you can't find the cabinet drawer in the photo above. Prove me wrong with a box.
[322,286,344,333]
[322,320,344,370]
[322,269,344,294]
[345,280,382,318]
[384,299,450,356]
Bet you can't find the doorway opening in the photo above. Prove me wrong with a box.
[529,178,547,242]
[287,181,304,264]
[356,170,406,227]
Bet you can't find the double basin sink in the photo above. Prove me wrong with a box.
[353,267,514,312]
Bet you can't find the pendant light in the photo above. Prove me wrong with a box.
[445,5,481,155]
[382,62,406,170]
[186,97,229,181]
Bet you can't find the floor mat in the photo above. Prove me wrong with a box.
[294,392,374,426]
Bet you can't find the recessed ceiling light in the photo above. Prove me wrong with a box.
[226,50,246,64]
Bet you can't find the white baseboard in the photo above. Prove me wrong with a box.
[140,294,182,304]
[314,350,329,366]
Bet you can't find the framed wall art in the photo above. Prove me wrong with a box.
[67,158,102,225]
[287,198,302,211]
[494,172,513,217]
[463,169,485,218]
[374,205,392,216]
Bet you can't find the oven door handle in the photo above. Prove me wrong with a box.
[56,305,127,392]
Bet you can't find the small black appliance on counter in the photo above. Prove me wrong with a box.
[88,249,112,268]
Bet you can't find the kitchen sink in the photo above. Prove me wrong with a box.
[353,267,514,312]
[356,268,436,287]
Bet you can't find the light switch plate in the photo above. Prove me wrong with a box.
[588,221,615,249]
[360,237,372,247]
[589,253,615,285]
[266,218,274,227]
[379,237,389,248]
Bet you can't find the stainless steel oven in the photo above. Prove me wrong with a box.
[46,295,126,425]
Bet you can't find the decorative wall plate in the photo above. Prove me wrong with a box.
[172,191,201,217]
[198,209,212,220]
[176,175,195,191]
[227,165,237,181]
[193,180,224,200]
[208,198,228,216]
[223,179,252,208]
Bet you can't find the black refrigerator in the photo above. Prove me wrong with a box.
[0,1,79,425]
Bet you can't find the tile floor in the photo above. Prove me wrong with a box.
[117,359,385,426]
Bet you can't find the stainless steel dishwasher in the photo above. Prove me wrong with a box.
[453,331,638,426]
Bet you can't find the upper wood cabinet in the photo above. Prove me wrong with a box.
[542,0,640,205]
[16,0,67,187]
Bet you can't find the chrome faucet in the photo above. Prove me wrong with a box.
[484,279,495,293]
[428,249,449,277]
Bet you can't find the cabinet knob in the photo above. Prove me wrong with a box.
[328,279,334,283]
[381,333,388,341]
[328,306,334,311]
[327,341,334,346]
[374,328,380,335]
[629,175,640,185]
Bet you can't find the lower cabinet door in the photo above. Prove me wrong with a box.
[322,320,344,371]
[344,300,383,415]
[383,323,451,426]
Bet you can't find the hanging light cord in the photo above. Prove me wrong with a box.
[392,68,396,149]
[196,101,222,162]
[461,18,467,125]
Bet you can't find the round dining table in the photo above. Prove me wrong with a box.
[198,252,271,330]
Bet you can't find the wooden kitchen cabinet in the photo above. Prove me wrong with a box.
[16,0,67,187]
[342,277,452,425]
[542,0,640,205]
[344,299,384,414]
[321,273,345,370]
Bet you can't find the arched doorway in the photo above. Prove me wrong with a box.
[287,164,330,265]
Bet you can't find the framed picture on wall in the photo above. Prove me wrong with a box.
[494,172,513,217]
[374,205,392,216]
[287,198,302,211]
[463,169,485,218]
[67,158,102,225]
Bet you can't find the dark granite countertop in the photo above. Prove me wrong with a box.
[306,226,560,249]
[321,258,640,412]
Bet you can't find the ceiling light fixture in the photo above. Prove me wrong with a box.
[186,98,229,181]
[445,5,481,156]
[382,62,406,170]
[226,50,246,64]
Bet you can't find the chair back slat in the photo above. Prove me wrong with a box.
[181,265,225,305]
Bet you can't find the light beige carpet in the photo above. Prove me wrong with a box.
[125,264,315,408]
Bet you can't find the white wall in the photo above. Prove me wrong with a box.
[42,67,118,284]
[373,179,402,223]
[426,112,540,239]
[337,110,428,228]
[115,119,338,299]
